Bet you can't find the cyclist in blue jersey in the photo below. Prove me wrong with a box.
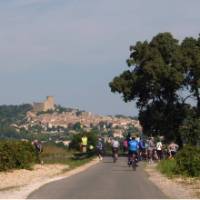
[128,136,139,169]
[139,138,147,161]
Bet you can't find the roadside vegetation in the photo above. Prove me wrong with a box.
[0,138,96,172]
[0,140,36,171]
[157,145,200,177]
[41,142,95,170]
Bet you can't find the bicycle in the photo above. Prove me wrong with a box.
[128,152,137,170]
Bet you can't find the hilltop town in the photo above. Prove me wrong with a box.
[15,96,141,139]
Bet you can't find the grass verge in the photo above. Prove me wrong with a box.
[157,159,177,177]
[41,143,96,170]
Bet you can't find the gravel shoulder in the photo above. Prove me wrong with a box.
[145,163,200,199]
[0,158,99,199]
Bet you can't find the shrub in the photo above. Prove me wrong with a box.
[69,134,82,151]
[175,145,200,177]
[157,159,177,177]
[0,140,36,171]
[69,131,98,151]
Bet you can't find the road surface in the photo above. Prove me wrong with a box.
[28,157,166,199]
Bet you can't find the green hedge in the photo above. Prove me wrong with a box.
[175,145,200,177]
[0,140,36,171]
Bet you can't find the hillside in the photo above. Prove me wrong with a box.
[0,104,141,141]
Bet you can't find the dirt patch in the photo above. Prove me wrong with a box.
[0,158,99,199]
[145,163,200,199]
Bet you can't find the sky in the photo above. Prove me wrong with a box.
[0,0,200,116]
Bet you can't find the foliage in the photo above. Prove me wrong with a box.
[125,125,141,136]
[0,140,95,172]
[179,116,200,145]
[0,104,32,126]
[109,32,200,144]
[41,143,71,164]
[73,122,82,131]
[69,131,97,151]
[0,104,35,140]
[158,146,200,177]
[86,131,98,147]
[55,105,69,113]
[139,102,191,142]
[41,143,95,168]
[37,109,54,115]
[0,140,36,171]
[110,33,183,106]
[115,114,138,120]
[181,36,200,114]
[175,145,200,177]
[69,134,82,150]
[157,159,177,177]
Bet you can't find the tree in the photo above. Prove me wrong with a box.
[73,122,82,131]
[181,36,200,115]
[109,32,200,144]
[110,33,184,107]
[179,116,200,146]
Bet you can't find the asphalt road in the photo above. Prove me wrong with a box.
[28,157,166,199]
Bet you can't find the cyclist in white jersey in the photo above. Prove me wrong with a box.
[111,138,120,162]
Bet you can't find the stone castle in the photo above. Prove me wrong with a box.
[33,96,55,113]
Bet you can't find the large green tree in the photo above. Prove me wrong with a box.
[181,36,200,114]
[109,32,200,143]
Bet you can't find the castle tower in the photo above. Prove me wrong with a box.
[43,96,55,111]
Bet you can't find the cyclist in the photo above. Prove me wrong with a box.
[32,140,43,164]
[147,137,156,164]
[111,138,120,162]
[135,134,140,143]
[128,136,139,168]
[156,139,163,161]
[96,137,104,160]
[81,135,88,153]
[123,139,128,153]
[139,138,147,161]
[168,141,179,159]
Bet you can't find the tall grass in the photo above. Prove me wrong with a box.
[157,159,177,177]
[41,143,95,168]
[41,144,73,164]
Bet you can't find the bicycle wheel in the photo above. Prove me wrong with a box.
[113,153,116,163]
[132,159,136,170]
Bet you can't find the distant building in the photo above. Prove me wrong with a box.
[33,96,55,113]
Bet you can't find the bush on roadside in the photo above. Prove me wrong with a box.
[157,159,177,177]
[69,131,98,151]
[69,134,82,151]
[175,145,200,177]
[0,140,36,171]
